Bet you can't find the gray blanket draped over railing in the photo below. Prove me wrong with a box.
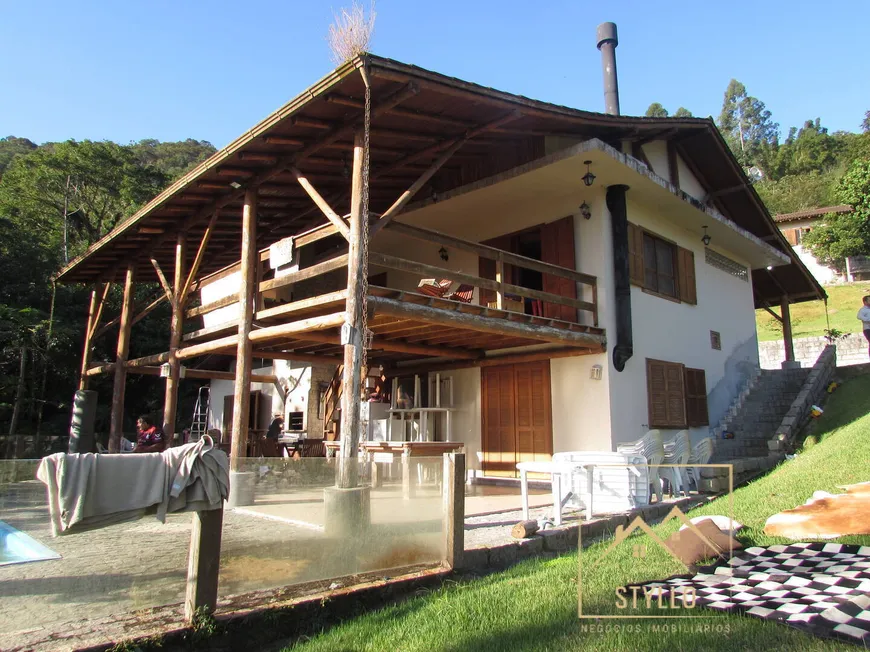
[36,436,229,536]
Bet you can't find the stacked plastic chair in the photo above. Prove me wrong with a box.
[552,450,650,516]
[617,430,665,502]
[687,436,714,491]
[661,430,691,497]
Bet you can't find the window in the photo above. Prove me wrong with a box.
[643,233,678,298]
[705,248,749,282]
[646,359,708,428]
[784,227,812,246]
[628,223,697,304]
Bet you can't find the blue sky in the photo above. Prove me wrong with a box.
[2,1,867,148]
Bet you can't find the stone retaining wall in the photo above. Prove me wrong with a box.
[759,333,868,369]
[769,345,837,453]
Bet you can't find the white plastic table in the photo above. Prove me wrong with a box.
[516,460,594,525]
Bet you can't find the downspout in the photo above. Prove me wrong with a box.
[607,185,633,371]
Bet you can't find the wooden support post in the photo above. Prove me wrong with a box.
[781,296,795,363]
[495,257,505,310]
[78,284,103,391]
[230,189,258,472]
[443,452,465,570]
[184,507,223,623]
[338,131,367,489]
[109,265,135,453]
[163,232,186,445]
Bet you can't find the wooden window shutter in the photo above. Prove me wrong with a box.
[646,359,669,428]
[647,359,687,428]
[541,216,577,321]
[784,228,798,246]
[684,368,709,427]
[627,223,645,286]
[677,247,697,305]
[664,363,687,428]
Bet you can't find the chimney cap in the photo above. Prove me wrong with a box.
[596,22,618,49]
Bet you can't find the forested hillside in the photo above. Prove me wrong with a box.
[0,137,214,452]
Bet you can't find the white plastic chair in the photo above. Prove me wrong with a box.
[552,451,650,514]
[661,430,691,497]
[617,430,665,502]
[687,436,714,490]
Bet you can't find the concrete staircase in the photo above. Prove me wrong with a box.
[711,367,810,461]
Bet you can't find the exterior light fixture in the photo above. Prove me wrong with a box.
[582,160,596,187]
[580,201,592,220]
[159,362,172,378]
[229,181,242,189]
[439,247,449,262]
[701,226,711,247]
[431,188,439,203]
[766,265,773,271]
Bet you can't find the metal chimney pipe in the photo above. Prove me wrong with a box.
[596,22,620,116]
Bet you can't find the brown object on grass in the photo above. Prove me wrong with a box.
[764,482,870,539]
[511,520,540,539]
[663,518,743,566]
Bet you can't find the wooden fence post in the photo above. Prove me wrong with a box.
[184,507,224,623]
[443,452,465,570]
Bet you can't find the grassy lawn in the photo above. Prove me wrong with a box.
[288,376,870,651]
[756,281,870,342]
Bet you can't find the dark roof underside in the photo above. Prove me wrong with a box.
[56,54,824,308]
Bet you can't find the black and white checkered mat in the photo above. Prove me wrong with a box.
[634,543,870,645]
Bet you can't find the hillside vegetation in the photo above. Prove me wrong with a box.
[756,281,870,342]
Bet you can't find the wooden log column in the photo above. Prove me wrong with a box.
[109,265,135,453]
[781,296,795,363]
[78,283,103,390]
[162,232,186,445]
[338,130,367,489]
[229,189,258,473]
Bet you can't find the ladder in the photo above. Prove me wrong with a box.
[190,386,210,441]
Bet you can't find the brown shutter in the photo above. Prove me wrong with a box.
[677,247,697,305]
[784,228,798,245]
[628,223,645,287]
[684,368,709,427]
[541,216,577,321]
[647,359,687,428]
[664,363,687,427]
[647,359,668,428]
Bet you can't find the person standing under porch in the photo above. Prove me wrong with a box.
[262,413,284,457]
[858,295,870,357]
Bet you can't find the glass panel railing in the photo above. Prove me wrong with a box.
[0,459,190,637]
[219,456,446,597]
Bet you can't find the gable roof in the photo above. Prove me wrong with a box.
[774,205,853,223]
[55,53,825,307]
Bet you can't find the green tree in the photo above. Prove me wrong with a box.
[645,102,668,118]
[717,79,779,170]
[0,140,166,261]
[802,158,870,267]
[673,107,693,118]
[862,110,870,133]
[131,138,216,181]
[0,136,37,178]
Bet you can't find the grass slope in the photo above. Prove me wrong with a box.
[288,377,870,652]
[756,281,870,342]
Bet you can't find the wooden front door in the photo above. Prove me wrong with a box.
[481,361,553,477]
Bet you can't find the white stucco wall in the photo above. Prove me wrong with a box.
[208,362,315,435]
[199,271,243,328]
[603,198,760,447]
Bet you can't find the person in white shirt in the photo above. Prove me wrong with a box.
[857,295,870,356]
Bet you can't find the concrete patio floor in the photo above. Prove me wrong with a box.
[0,473,689,651]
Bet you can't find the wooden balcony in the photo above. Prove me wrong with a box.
[176,222,606,371]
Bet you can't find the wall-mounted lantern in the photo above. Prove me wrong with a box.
[580,201,592,220]
[701,226,711,247]
[439,247,449,262]
[582,160,596,187]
